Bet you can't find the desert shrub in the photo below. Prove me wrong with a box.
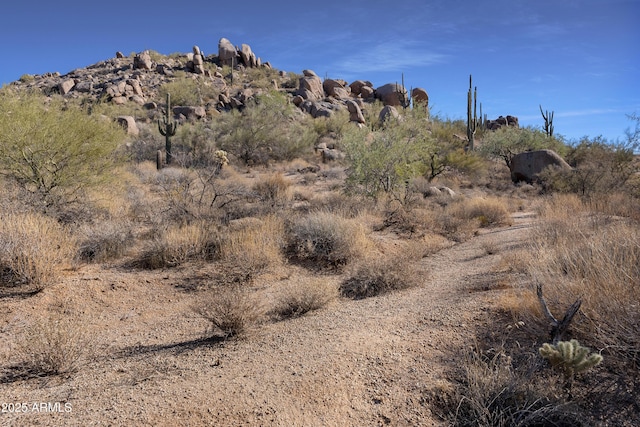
[137,221,220,269]
[286,211,370,269]
[479,125,567,169]
[447,347,583,427]
[120,123,164,163]
[270,278,336,320]
[158,76,218,106]
[216,91,314,165]
[339,247,421,299]
[77,220,134,263]
[192,286,263,339]
[448,197,513,227]
[150,166,251,224]
[0,90,126,212]
[243,66,282,90]
[344,108,470,199]
[253,172,293,208]
[540,136,637,197]
[0,213,76,291]
[13,314,92,376]
[218,216,285,283]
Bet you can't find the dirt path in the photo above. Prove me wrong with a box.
[0,213,535,426]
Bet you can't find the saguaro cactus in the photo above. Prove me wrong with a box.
[467,74,477,150]
[158,93,178,164]
[540,104,554,137]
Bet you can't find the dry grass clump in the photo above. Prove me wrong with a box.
[286,211,371,269]
[218,215,285,282]
[12,313,92,377]
[339,246,422,299]
[137,221,220,269]
[0,213,76,291]
[77,220,135,263]
[252,172,293,207]
[447,347,582,427]
[192,286,263,339]
[448,196,513,228]
[527,215,640,365]
[269,278,337,320]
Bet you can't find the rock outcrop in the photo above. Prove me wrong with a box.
[375,83,409,107]
[218,38,237,67]
[8,37,433,134]
[486,115,519,130]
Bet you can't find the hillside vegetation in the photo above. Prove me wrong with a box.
[0,48,639,426]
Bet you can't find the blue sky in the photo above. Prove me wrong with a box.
[1,0,638,143]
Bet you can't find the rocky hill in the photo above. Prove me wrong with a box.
[7,37,432,130]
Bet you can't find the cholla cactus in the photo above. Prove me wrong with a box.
[539,339,603,379]
[213,150,229,174]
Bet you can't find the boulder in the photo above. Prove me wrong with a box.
[133,50,152,70]
[218,38,237,67]
[379,105,400,124]
[346,100,365,124]
[173,106,207,120]
[321,148,345,163]
[360,85,375,100]
[411,87,429,106]
[375,83,409,107]
[297,70,324,101]
[240,44,257,67]
[510,149,571,183]
[58,79,75,95]
[116,116,139,136]
[192,45,205,74]
[323,79,350,99]
[349,80,373,96]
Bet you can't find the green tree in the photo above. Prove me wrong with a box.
[480,126,566,169]
[0,90,125,210]
[343,108,465,198]
[215,91,312,164]
[543,136,636,197]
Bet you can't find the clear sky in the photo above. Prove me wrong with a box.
[1,0,638,143]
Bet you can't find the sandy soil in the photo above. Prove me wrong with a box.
[0,212,535,426]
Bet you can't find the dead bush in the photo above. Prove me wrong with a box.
[447,347,583,427]
[449,196,513,228]
[218,216,285,283]
[13,314,92,377]
[270,278,336,320]
[253,172,292,208]
[340,248,422,299]
[192,286,263,339]
[137,221,220,269]
[0,213,76,291]
[77,220,134,263]
[286,211,371,269]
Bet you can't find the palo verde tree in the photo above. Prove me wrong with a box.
[215,90,313,165]
[343,107,468,199]
[479,125,567,169]
[0,90,125,212]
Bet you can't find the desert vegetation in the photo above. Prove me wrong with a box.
[0,58,638,426]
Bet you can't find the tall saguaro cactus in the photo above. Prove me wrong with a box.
[467,74,477,150]
[158,93,178,164]
[540,104,554,137]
